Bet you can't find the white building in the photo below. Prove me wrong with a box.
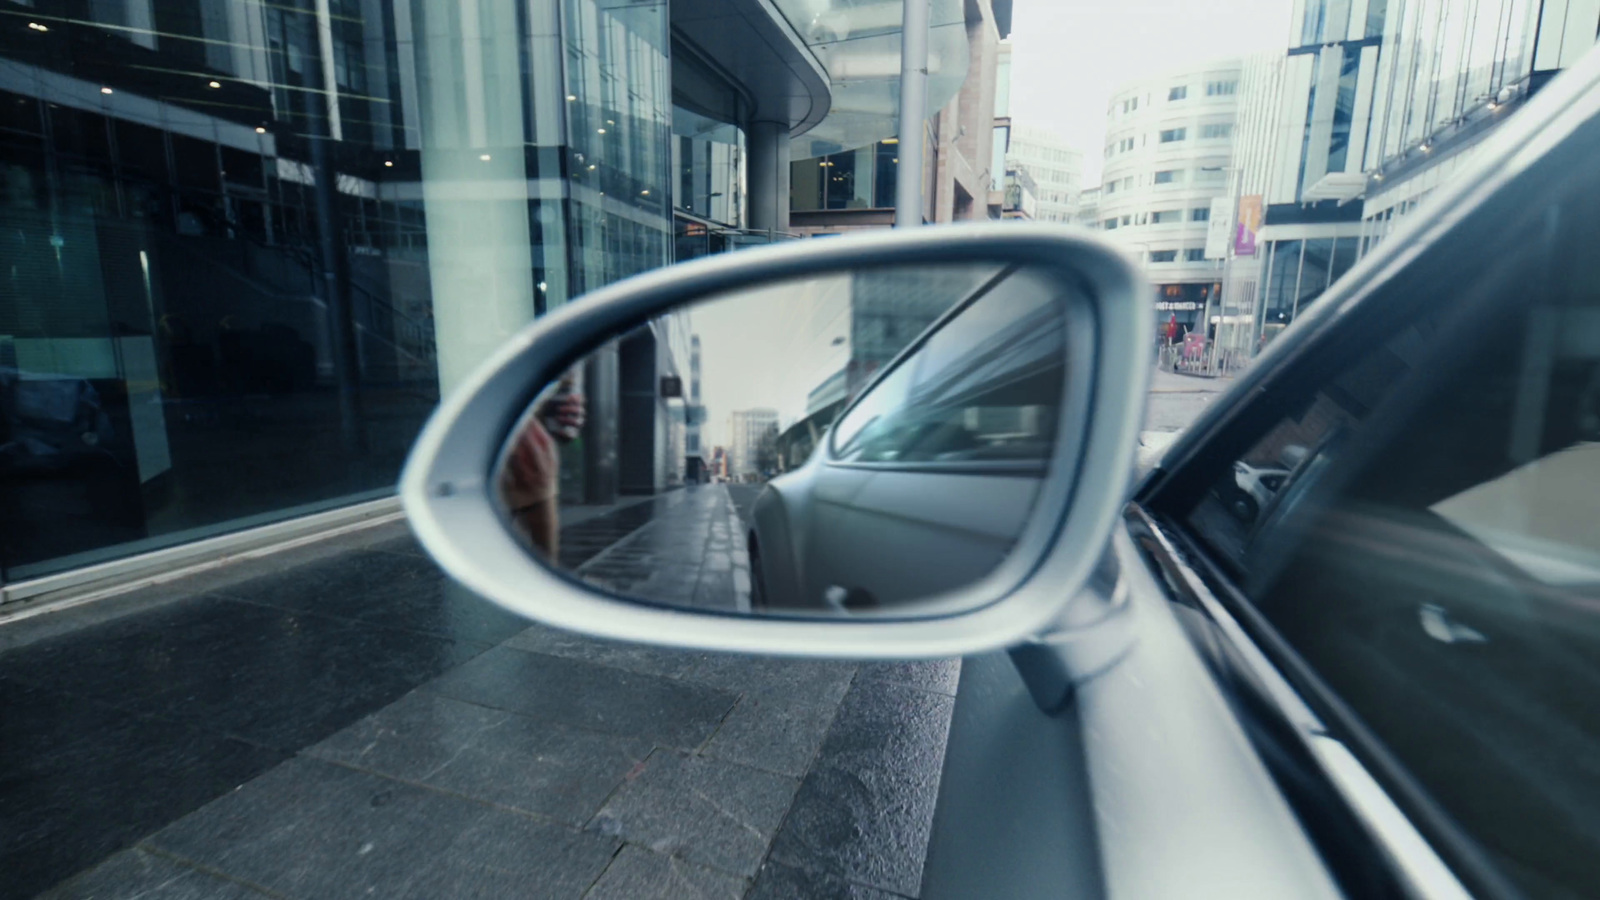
[1092,60,1244,337]
[728,408,779,479]
[1006,125,1084,223]
[1074,185,1101,229]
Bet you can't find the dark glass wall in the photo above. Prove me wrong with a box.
[790,141,900,212]
[0,0,678,582]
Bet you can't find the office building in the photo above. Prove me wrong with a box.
[727,408,779,479]
[1091,60,1245,336]
[1006,124,1084,223]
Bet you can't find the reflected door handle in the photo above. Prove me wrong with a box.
[1419,604,1488,645]
[824,585,878,612]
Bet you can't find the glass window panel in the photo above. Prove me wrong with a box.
[875,142,898,208]
[1264,239,1303,327]
[0,0,690,581]
[1298,238,1335,312]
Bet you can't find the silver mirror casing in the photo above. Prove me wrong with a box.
[401,224,1152,658]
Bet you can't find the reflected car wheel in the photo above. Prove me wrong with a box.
[1228,490,1259,522]
[748,536,768,609]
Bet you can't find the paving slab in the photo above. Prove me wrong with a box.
[39,849,274,900]
[583,845,746,900]
[768,679,958,897]
[307,691,652,826]
[422,645,739,750]
[589,749,799,878]
[148,756,618,900]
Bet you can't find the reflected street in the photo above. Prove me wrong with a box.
[563,484,759,611]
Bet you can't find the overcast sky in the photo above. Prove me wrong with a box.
[1008,0,1294,184]
[691,275,853,448]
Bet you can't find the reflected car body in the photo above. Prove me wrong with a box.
[1224,460,1290,521]
[746,268,1069,612]
[747,450,1042,611]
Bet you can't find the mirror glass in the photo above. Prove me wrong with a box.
[495,262,1078,618]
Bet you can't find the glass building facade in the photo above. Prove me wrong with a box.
[1244,0,1595,351]
[0,0,691,584]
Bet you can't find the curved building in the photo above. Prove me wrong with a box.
[1093,60,1243,336]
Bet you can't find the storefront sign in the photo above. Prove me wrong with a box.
[1156,301,1200,311]
[1235,195,1263,256]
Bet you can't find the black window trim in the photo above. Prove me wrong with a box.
[1131,504,1524,900]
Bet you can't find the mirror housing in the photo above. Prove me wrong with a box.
[401,224,1151,658]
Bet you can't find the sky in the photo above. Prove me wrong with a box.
[1007,0,1294,184]
[690,275,854,448]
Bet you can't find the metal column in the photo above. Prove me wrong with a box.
[895,0,930,228]
[748,120,791,239]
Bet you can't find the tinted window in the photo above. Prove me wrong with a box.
[833,269,1066,465]
[1181,138,1600,896]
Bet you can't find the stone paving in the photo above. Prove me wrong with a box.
[571,485,753,612]
[1144,368,1234,434]
[4,517,959,900]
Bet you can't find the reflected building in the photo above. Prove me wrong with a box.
[684,335,706,483]
[0,0,991,595]
[774,266,998,471]
[727,408,778,480]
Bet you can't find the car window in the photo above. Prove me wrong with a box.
[832,268,1067,465]
[1178,148,1600,897]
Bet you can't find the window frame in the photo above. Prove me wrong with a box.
[823,265,1069,475]
[1135,91,1600,900]
[1133,251,1540,900]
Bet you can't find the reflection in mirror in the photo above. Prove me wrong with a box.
[496,262,1076,618]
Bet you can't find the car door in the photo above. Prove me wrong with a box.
[800,267,1069,609]
[1135,81,1600,898]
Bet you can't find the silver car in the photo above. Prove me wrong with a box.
[747,269,1068,612]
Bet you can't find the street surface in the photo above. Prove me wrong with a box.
[568,484,755,611]
[1140,368,1232,471]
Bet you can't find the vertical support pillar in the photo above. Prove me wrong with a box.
[748,120,790,238]
[895,0,930,228]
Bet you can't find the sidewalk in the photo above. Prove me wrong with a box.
[1144,367,1233,435]
[1,516,958,899]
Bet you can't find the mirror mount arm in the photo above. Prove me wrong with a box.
[1007,539,1135,714]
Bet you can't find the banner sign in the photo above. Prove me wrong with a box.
[1235,194,1263,256]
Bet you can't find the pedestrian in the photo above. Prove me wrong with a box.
[501,372,585,562]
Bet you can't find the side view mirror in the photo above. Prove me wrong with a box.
[401,225,1151,658]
